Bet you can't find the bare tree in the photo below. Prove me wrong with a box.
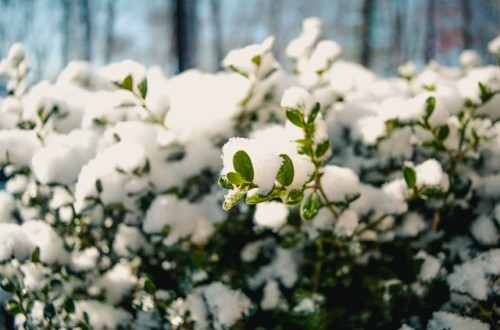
[210,0,223,70]
[461,0,472,49]
[80,0,92,61]
[425,0,436,63]
[173,0,197,72]
[104,0,115,63]
[61,0,71,66]
[361,0,374,67]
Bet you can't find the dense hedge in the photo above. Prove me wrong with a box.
[0,18,499,329]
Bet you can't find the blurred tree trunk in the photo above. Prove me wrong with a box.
[461,0,472,49]
[173,0,197,72]
[361,0,373,67]
[61,0,71,66]
[393,1,403,65]
[80,0,91,61]
[425,0,436,63]
[210,0,223,70]
[105,0,115,63]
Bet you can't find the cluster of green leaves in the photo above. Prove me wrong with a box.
[219,101,338,223]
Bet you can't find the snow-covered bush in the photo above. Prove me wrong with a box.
[0,20,499,329]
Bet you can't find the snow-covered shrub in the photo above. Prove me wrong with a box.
[0,19,499,330]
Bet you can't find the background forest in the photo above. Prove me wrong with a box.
[0,0,499,83]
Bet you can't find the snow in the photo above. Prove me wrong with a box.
[74,141,149,212]
[0,97,22,129]
[413,159,449,191]
[334,209,359,237]
[427,311,489,330]
[188,282,252,330]
[320,165,360,202]
[113,224,149,257]
[94,263,138,304]
[143,195,214,246]
[488,34,500,55]
[469,214,498,246]
[260,280,281,311]
[447,249,500,300]
[293,298,315,314]
[70,247,100,273]
[352,183,408,215]
[221,137,284,195]
[222,36,277,79]
[248,247,298,289]
[20,263,47,291]
[415,251,441,282]
[0,223,34,261]
[0,129,41,166]
[165,70,249,140]
[459,50,480,69]
[281,86,315,113]
[21,220,69,265]
[397,212,427,238]
[285,17,321,59]
[0,191,15,223]
[254,201,289,229]
[74,300,133,330]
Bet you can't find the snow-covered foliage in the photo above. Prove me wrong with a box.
[0,20,499,330]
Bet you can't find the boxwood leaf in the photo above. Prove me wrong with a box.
[4,300,22,315]
[300,191,322,220]
[307,102,321,123]
[44,303,56,320]
[403,165,416,189]
[138,78,148,99]
[233,150,254,182]
[218,175,234,190]
[119,74,133,92]
[222,188,247,211]
[226,171,244,186]
[315,140,330,158]
[425,96,435,119]
[286,109,304,128]
[276,154,294,186]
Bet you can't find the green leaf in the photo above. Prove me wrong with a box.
[0,278,15,292]
[425,96,435,119]
[222,188,247,211]
[285,189,304,205]
[315,140,330,158]
[31,247,40,263]
[246,189,276,204]
[227,65,249,78]
[226,172,244,186]
[218,175,234,190]
[286,109,305,128]
[280,232,302,249]
[478,82,493,103]
[138,78,148,99]
[251,55,261,66]
[143,277,156,294]
[233,150,254,182]
[161,225,170,236]
[402,166,417,189]
[4,300,23,315]
[95,179,103,194]
[119,74,133,92]
[300,191,322,220]
[63,298,75,314]
[471,128,480,146]
[276,154,294,186]
[307,102,321,123]
[436,124,449,140]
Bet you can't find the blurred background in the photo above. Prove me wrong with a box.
[0,0,499,82]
